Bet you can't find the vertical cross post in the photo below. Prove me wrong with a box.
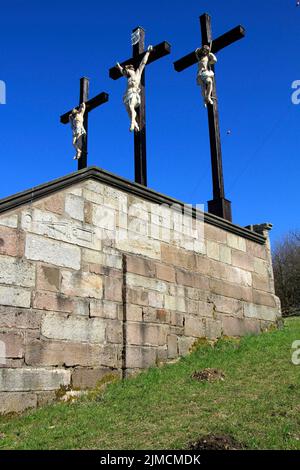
[200,14,232,221]
[132,27,147,186]
[78,77,89,171]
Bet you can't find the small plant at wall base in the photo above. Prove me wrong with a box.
[272,230,300,317]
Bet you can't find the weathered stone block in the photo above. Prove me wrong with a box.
[126,305,143,322]
[72,368,120,389]
[148,291,164,308]
[0,332,23,359]
[252,290,277,308]
[252,273,270,292]
[0,392,37,414]
[127,288,149,306]
[246,240,267,260]
[0,256,35,288]
[161,244,196,270]
[126,255,156,278]
[126,322,167,347]
[25,234,81,270]
[0,286,31,308]
[25,340,104,367]
[41,314,106,343]
[244,303,279,321]
[36,265,61,292]
[210,294,243,317]
[219,245,232,265]
[106,320,123,343]
[65,194,84,221]
[36,193,65,215]
[167,335,178,358]
[104,277,122,302]
[178,337,196,356]
[126,346,157,369]
[90,300,119,319]
[184,316,206,338]
[231,250,254,271]
[61,270,103,300]
[206,240,220,261]
[155,263,176,283]
[33,292,74,313]
[0,213,18,228]
[0,368,70,391]
[205,319,222,340]
[227,233,246,252]
[204,224,227,243]
[222,316,261,337]
[254,258,268,276]
[0,226,23,257]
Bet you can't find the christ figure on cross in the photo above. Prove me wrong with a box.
[69,102,86,160]
[116,45,153,132]
[196,44,217,106]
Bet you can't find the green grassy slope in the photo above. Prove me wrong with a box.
[0,318,299,450]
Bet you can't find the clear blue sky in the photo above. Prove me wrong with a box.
[0,0,299,244]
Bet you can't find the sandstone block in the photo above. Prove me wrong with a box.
[126,305,143,322]
[254,258,268,276]
[0,286,31,308]
[252,290,277,308]
[155,263,176,283]
[167,335,178,358]
[65,194,84,221]
[0,226,23,257]
[246,240,267,260]
[161,245,196,270]
[126,322,167,347]
[0,332,23,359]
[252,273,270,292]
[0,256,35,288]
[0,368,70,392]
[205,319,222,339]
[219,245,232,264]
[127,288,149,306]
[89,300,119,319]
[106,320,123,343]
[25,234,81,270]
[184,316,206,338]
[126,346,156,369]
[126,255,156,278]
[0,392,37,414]
[92,205,116,230]
[33,292,74,313]
[227,233,246,252]
[104,276,122,302]
[231,250,254,271]
[0,307,42,329]
[36,193,65,215]
[0,213,18,228]
[210,294,243,317]
[204,224,227,243]
[25,340,104,367]
[222,316,261,337]
[148,291,164,308]
[244,303,279,321]
[116,233,161,260]
[41,314,106,343]
[72,368,120,390]
[36,265,61,292]
[206,240,220,261]
[178,337,196,356]
[61,270,103,300]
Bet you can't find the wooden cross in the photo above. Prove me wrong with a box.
[174,13,245,222]
[109,27,171,186]
[60,77,109,170]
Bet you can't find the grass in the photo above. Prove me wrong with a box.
[0,318,300,450]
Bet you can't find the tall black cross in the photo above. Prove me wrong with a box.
[109,27,171,186]
[60,77,109,170]
[174,13,245,222]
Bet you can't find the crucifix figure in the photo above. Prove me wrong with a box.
[60,77,109,170]
[69,102,86,160]
[116,45,153,133]
[174,13,245,222]
[109,27,171,186]
[196,44,217,106]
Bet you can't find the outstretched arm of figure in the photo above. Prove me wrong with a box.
[80,102,86,115]
[208,52,217,65]
[138,45,153,75]
[116,62,125,75]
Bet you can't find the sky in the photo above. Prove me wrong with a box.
[0,0,299,245]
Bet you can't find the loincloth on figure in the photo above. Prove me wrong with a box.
[123,88,141,107]
[197,69,214,86]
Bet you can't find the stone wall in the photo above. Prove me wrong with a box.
[0,171,281,413]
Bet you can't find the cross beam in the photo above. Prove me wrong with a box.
[60,77,109,170]
[109,28,171,186]
[174,13,245,222]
